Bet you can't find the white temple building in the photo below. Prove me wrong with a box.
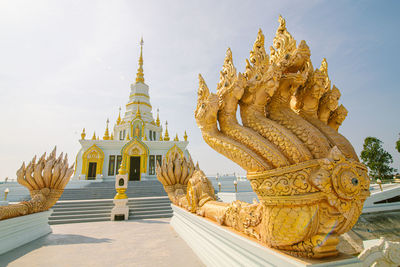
[73,39,189,181]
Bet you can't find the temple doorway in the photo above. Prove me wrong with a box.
[129,156,141,181]
[87,162,97,180]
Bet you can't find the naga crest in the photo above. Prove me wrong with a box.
[0,147,74,220]
[194,16,370,258]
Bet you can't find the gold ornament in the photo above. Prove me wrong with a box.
[164,121,170,141]
[0,147,74,220]
[81,128,86,140]
[103,119,110,140]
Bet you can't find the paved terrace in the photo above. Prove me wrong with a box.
[0,219,204,267]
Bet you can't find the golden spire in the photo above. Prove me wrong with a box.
[110,133,114,140]
[81,128,86,140]
[103,119,110,140]
[135,102,141,118]
[135,37,144,83]
[143,133,147,141]
[126,132,130,141]
[174,134,179,141]
[117,107,121,125]
[159,131,163,141]
[156,108,160,127]
[164,121,170,141]
[184,130,188,141]
[92,131,96,140]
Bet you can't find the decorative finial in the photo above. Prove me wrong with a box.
[110,133,114,140]
[81,128,86,140]
[92,131,96,140]
[118,156,127,175]
[320,58,328,73]
[164,121,170,141]
[125,132,130,141]
[319,58,331,90]
[156,108,160,127]
[174,134,179,141]
[117,107,121,125]
[135,37,144,83]
[184,130,188,141]
[159,131,163,141]
[103,119,110,140]
[278,15,286,32]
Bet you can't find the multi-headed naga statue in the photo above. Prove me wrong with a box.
[0,147,74,220]
[157,16,370,259]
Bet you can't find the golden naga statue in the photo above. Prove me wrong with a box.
[0,147,74,220]
[157,16,370,259]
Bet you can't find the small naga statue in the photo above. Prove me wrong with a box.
[157,16,370,259]
[0,147,74,220]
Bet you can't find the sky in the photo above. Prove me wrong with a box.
[0,0,399,180]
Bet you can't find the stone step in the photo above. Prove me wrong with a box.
[48,217,111,225]
[53,202,114,208]
[49,213,111,220]
[128,213,173,220]
[51,209,113,216]
[129,205,171,211]
[129,210,172,216]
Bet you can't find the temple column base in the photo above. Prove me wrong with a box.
[110,199,129,221]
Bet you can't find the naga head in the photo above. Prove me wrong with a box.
[242,30,282,106]
[328,104,348,131]
[309,69,329,99]
[217,48,245,109]
[270,16,310,75]
[195,74,220,129]
[319,85,341,113]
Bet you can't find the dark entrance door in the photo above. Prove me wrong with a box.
[87,162,97,180]
[129,156,141,181]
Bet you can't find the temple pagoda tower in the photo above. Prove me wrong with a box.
[73,39,189,181]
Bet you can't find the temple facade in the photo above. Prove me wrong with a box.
[73,39,189,181]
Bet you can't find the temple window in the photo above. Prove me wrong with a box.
[153,131,156,141]
[156,155,162,167]
[149,155,155,175]
[149,130,153,141]
[108,155,115,176]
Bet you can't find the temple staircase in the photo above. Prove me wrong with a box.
[58,181,167,200]
[49,181,172,225]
